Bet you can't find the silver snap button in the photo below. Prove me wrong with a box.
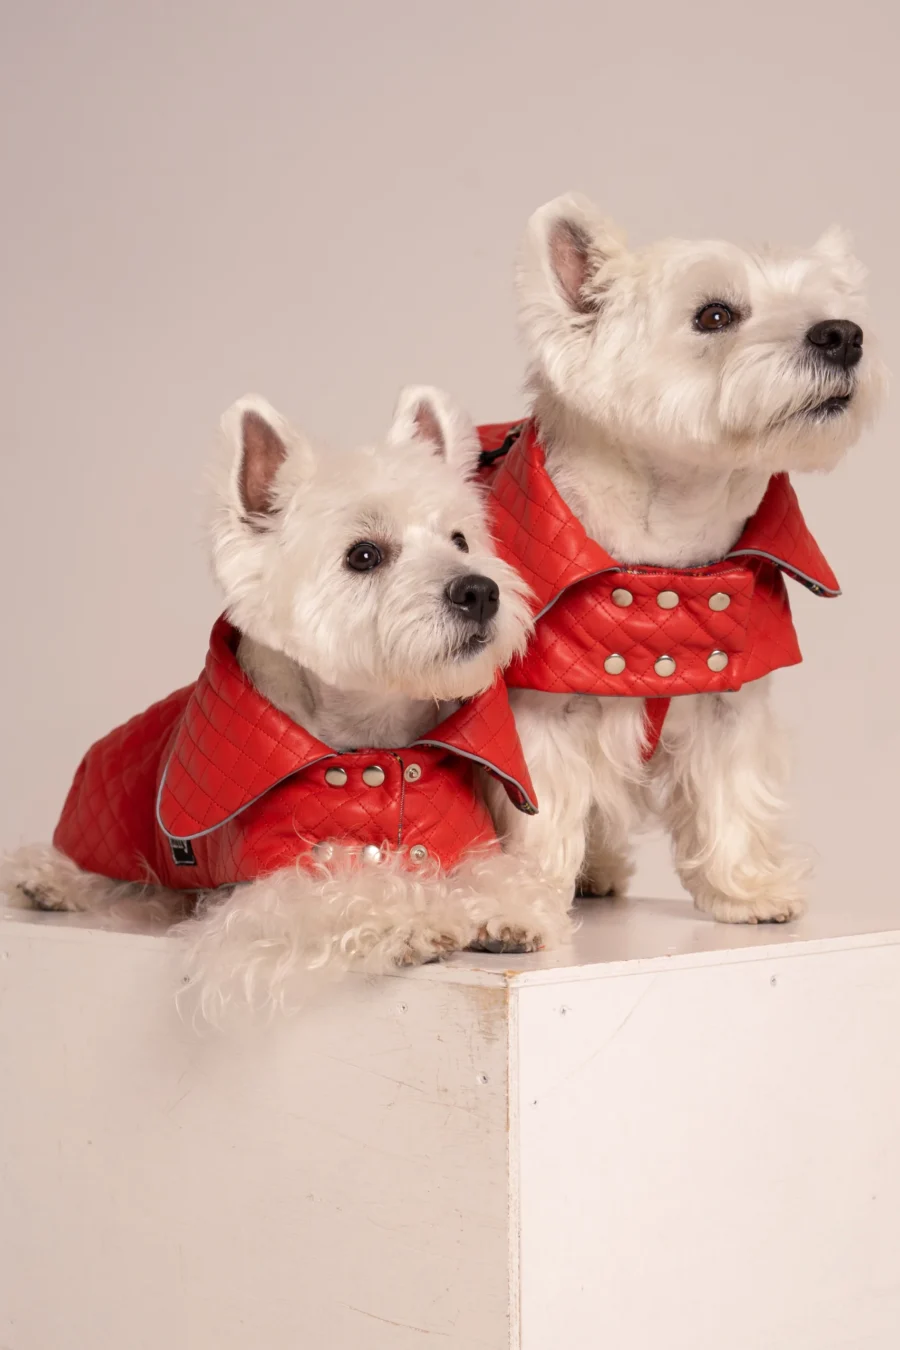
[324,766,348,788]
[611,587,634,607]
[312,841,334,862]
[656,590,679,610]
[362,844,383,863]
[603,653,626,675]
[707,650,729,672]
[362,765,386,788]
[409,844,428,864]
[654,655,676,677]
[403,763,422,783]
[708,592,731,612]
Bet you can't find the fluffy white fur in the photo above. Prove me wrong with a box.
[2,388,539,1017]
[482,193,886,944]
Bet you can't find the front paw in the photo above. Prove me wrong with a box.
[576,854,633,900]
[467,923,543,955]
[693,887,807,925]
[393,928,465,966]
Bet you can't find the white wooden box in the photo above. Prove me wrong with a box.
[2,894,900,1349]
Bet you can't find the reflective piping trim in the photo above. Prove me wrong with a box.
[412,739,538,815]
[155,751,334,841]
[533,567,619,621]
[723,548,841,596]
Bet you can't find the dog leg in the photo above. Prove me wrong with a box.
[478,691,597,951]
[577,805,634,898]
[655,681,809,924]
[1,842,188,924]
[1,842,124,913]
[180,848,480,1020]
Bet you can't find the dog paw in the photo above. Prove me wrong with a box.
[18,882,78,912]
[575,879,617,900]
[576,854,633,900]
[393,929,464,966]
[693,889,807,925]
[467,923,543,955]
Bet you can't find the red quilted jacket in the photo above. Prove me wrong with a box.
[53,618,537,890]
[478,421,840,752]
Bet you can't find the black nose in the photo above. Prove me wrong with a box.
[806,319,863,370]
[445,573,500,626]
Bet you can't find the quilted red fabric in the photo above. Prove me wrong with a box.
[53,618,537,890]
[478,420,839,751]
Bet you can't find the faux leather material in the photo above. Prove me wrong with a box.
[478,420,840,751]
[53,618,537,890]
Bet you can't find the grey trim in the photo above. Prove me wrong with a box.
[723,548,841,596]
[413,739,538,815]
[534,567,619,621]
[155,751,334,842]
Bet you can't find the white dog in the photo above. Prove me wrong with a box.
[479,193,886,947]
[2,387,552,1016]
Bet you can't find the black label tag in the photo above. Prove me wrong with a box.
[169,838,197,867]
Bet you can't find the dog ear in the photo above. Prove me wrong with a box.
[388,386,482,478]
[520,193,627,317]
[813,225,855,263]
[220,395,314,522]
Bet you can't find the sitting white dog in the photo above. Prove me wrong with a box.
[479,193,886,947]
[2,387,551,1015]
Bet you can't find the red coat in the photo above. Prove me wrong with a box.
[479,421,840,753]
[53,618,537,890]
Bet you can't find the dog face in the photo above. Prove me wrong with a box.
[518,194,886,473]
[211,387,531,701]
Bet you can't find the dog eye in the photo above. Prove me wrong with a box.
[451,532,469,553]
[345,541,383,572]
[694,302,735,332]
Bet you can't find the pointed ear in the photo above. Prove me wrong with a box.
[388,385,481,477]
[219,395,313,522]
[813,224,854,262]
[519,192,627,318]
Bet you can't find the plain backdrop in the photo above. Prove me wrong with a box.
[1,0,896,907]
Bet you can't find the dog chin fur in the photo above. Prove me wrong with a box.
[479,192,886,939]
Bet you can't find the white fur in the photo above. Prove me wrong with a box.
[2,388,537,1015]
[481,193,887,942]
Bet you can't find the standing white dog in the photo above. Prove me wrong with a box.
[479,193,885,948]
[2,387,549,1014]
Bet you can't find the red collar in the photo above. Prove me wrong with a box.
[487,421,840,617]
[156,618,536,839]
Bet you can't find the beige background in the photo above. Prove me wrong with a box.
[1,0,896,905]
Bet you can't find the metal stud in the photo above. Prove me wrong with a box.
[611,587,634,607]
[603,653,626,675]
[654,655,676,677]
[362,765,386,788]
[362,844,383,863]
[324,766,348,788]
[707,650,729,672]
[404,763,422,783]
[409,845,428,864]
[708,592,731,611]
[656,590,679,610]
[312,841,334,862]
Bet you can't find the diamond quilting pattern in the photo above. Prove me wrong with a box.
[53,621,533,891]
[478,420,838,701]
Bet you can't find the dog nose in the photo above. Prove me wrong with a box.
[445,573,500,626]
[806,319,863,369]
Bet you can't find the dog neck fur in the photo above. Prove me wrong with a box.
[531,382,770,568]
[236,634,450,750]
